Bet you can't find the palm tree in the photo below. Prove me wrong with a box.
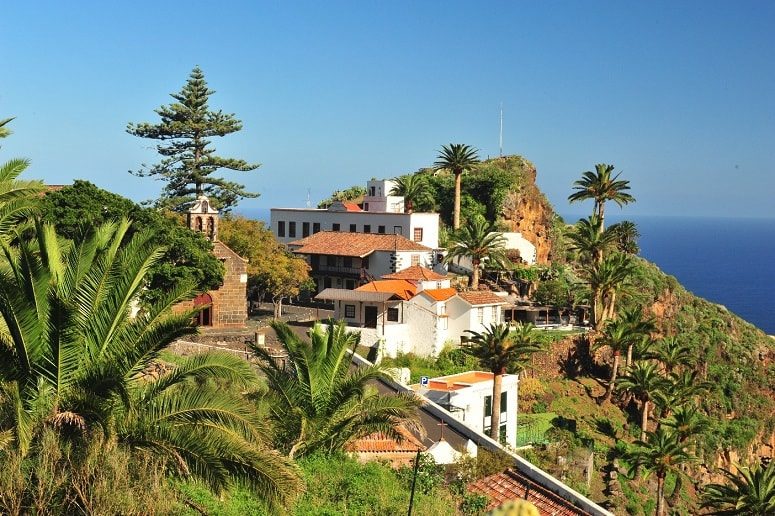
[662,404,707,443]
[609,220,640,255]
[702,460,775,515]
[568,163,635,231]
[253,321,421,459]
[583,252,635,327]
[463,323,543,442]
[433,143,480,229]
[618,361,667,441]
[0,117,44,236]
[626,428,693,516]
[617,306,656,370]
[649,336,694,374]
[599,318,637,403]
[567,215,618,264]
[445,216,507,289]
[0,220,301,507]
[390,173,434,213]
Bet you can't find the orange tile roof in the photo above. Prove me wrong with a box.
[458,290,507,306]
[422,371,495,391]
[289,231,431,257]
[345,426,425,454]
[342,202,362,212]
[382,265,447,281]
[355,279,417,300]
[421,288,458,302]
[468,468,593,515]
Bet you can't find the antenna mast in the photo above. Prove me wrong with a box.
[305,188,311,208]
[499,102,503,157]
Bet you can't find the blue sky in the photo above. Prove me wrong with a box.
[2,1,774,218]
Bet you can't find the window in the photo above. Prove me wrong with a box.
[411,254,420,266]
[324,277,332,289]
[477,307,484,324]
[437,282,444,289]
[387,307,399,322]
[345,279,355,289]
[302,222,310,237]
[364,224,371,233]
[370,186,376,196]
[413,227,423,242]
[343,257,353,268]
[332,223,340,232]
[439,303,446,316]
[393,225,402,235]
[362,256,369,269]
[327,255,337,266]
[277,221,285,237]
[349,224,357,232]
[378,225,386,234]
[491,306,498,321]
[288,221,296,238]
[344,305,355,318]
[484,392,508,418]
[364,203,369,211]
[313,222,321,234]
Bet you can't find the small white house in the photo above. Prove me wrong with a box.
[316,267,507,358]
[417,371,519,448]
[448,232,538,275]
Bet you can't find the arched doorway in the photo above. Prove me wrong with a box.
[193,293,213,326]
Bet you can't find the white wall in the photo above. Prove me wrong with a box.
[271,208,440,249]
[424,375,519,447]
[502,232,538,265]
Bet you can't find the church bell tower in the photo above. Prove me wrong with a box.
[187,195,219,241]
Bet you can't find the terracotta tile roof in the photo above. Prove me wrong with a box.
[421,288,457,302]
[468,468,593,515]
[345,426,425,454]
[417,371,496,392]
[355,279,417,301]
[289,231,431,257]
[342,202,362,212]
[458,290,507,306]
[382,265,447,281]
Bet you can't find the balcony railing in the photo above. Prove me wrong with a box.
[313,265,363,277]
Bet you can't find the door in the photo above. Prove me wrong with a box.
[193,293,213,326]
[364,306,378,328]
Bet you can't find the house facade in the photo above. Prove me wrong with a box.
[317,266,507,357]
[288,232,433,293]
[270,178,440,250]
[417,371,519,448]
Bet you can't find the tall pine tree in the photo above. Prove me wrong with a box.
[128,66,259,211]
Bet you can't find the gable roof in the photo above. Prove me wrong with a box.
[355,279,417,301]
[382,265,447,281]
[289,231,430,257]
[345,426,425,454]
[458,290,507,306]
[468,468,594,515]
[420,288,458,302]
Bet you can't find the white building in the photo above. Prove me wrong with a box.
[316,266,507,357]
[448,232,538,275]
[417,371,519,448]
[270,179,440,250]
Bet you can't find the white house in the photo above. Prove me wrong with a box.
[416,371,519,448]
[316,266,507,357]
[270,178,440,250]
[289,232,433,293]
[448,232,538,275]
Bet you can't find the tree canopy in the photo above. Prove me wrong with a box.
[39,180,224,304]
[127,66,259,211]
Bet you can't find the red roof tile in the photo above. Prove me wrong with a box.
[289,231,431,257]
[342,202,362,212]
[382,265,447,281]
[355,279,417,301]
[468,468,593,515]
[421,287,457,302]
[458,290,507,306]
[345,426,425,454]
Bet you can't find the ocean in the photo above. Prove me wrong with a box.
[238,208,775,334]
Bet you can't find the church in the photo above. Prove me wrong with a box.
[178,196,249,328]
